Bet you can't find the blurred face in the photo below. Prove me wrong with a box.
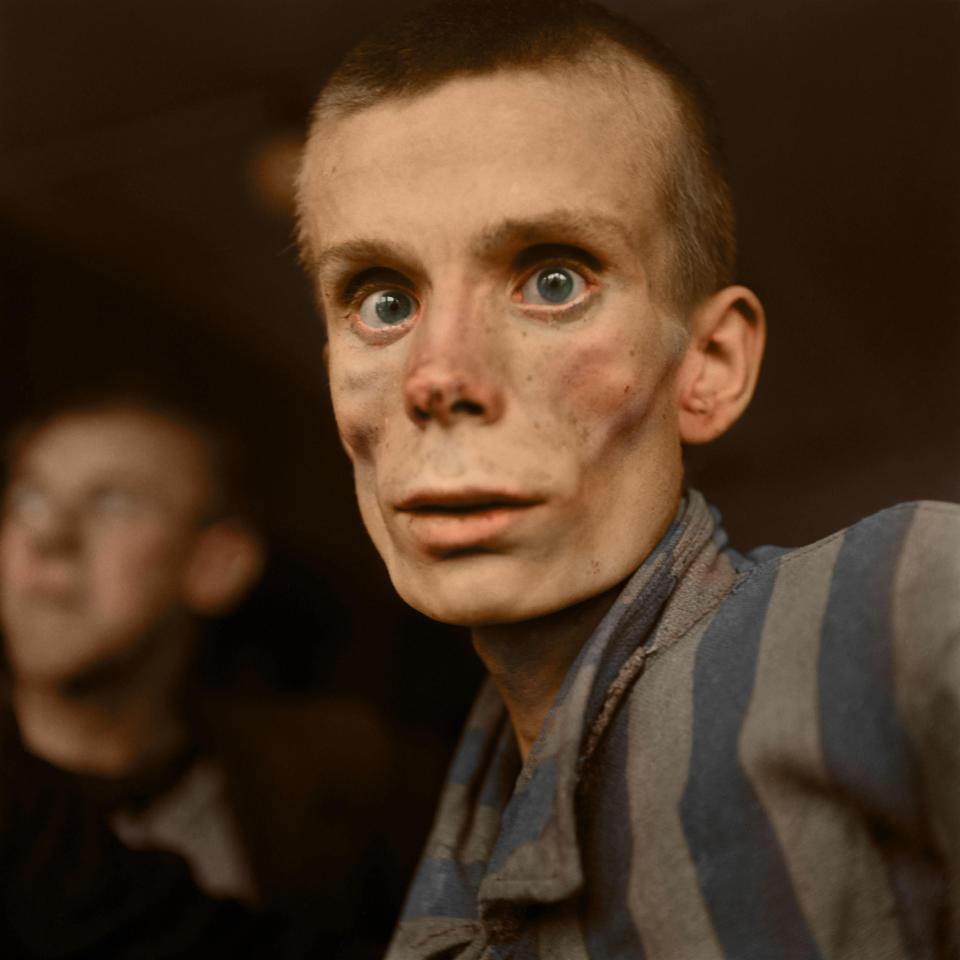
[0,407,215,683]
[299,66,687,624]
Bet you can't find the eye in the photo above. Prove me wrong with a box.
[6,485,50,525]
[357,288,419,329]
[519,266,587,306]
[93,488,138,516]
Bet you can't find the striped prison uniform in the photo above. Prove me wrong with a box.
[387,490,960,960]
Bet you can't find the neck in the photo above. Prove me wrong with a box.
[472,582,624,761]
[11,625,196,777]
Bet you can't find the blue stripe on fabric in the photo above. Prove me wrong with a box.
[680,562,825,960]
[582,710,647,960]
[478,721,523,812]
[400,857,486,922]
[818,504,947,958]
[449,726,494,785]
[486,757,558,874]
[448,715,520,814]
[580,560,677,747]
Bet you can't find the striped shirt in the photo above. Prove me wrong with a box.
[387,490,960,959]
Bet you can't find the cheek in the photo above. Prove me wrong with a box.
[0,531,56,597]
[329,357,388,465]
[0,531,23,581]
[544,335,666,452]
[93,532,186,619]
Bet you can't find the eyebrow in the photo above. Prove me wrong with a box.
[473,210,634,262]
[311,209,634,279]
[313,239,420,276]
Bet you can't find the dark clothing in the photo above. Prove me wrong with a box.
[0,709,286,958]
[1,692,429,958]
[390,492,960,958]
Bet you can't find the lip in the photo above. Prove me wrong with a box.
[394,490,542,554]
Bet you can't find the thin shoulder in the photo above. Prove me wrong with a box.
[742,500,960,574]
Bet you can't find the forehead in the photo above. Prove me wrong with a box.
[300,62,677,264]
[9,407,212,499]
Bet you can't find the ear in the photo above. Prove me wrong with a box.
[674,284,766,444]
[182,521,265,616]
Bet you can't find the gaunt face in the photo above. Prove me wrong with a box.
[299,65,688,624]
[0,407,214,682]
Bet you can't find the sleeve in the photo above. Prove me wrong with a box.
[890,501,960,952]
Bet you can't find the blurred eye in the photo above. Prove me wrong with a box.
[519,266,587,306]
[93,489,138,516]
[357,289,418,329]
[6,486,50,525]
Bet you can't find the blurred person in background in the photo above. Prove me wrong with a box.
[0,396,265,899]
[0,387,407,957]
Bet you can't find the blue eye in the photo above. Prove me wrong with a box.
[520,266,586,306]
[358,289,418,329]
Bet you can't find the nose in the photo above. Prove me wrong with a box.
[404,301,506,428]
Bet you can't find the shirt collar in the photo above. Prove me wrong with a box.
[478,489,737,913]
[395,491,739,950]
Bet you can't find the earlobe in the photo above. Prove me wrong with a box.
[675,285,766,445]
[183,522,265,616]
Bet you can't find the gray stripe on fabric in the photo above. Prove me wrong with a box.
[820,503,949,959]
[890,502,960,947]
[739,533,903,957]
[421,782,498,864]
[537,902,590,960]
[624,615,724,960]
[680,561,825,960]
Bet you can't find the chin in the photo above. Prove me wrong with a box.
[389,554,583,627]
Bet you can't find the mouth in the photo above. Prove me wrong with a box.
[394,491,542,553]
[396,491,541,513]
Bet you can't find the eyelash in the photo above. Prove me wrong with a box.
[337,255,599,337]
[343,279,420,344]
[514,259,596,313]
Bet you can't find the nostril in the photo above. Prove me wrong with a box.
[451,399,484,417]
[405,370,502,426]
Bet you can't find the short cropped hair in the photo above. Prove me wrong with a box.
[297,0,736,318]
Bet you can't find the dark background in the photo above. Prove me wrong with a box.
[0,0,957,905]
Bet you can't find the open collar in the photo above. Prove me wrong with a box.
[394,491,740,952]
[478,490,737,915]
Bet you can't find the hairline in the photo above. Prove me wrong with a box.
[298,45,697,337]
